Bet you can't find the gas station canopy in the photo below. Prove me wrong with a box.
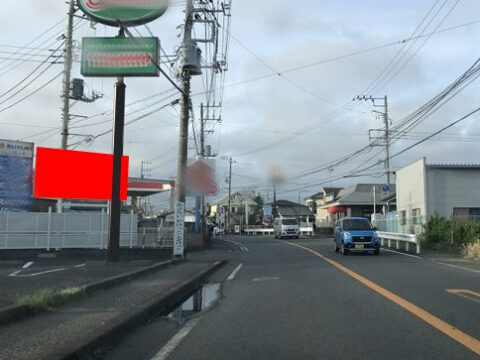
[128,178,175,198]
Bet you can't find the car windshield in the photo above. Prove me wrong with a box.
[343,219,373,230]
[282,219,298,225]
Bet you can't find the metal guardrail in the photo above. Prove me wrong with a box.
[243,227,314,237]
[377,231,420,254]
[244,228,274,236]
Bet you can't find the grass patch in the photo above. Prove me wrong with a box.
[17,287,85,312]
[463,240,480,260]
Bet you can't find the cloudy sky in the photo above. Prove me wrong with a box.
[1,0,480,210]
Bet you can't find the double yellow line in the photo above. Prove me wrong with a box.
[283,241,480,357]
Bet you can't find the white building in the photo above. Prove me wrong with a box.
[397,158,480,231]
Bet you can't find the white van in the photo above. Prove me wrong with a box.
[274,217,300,239]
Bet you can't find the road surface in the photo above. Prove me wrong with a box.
[105,236,480,360]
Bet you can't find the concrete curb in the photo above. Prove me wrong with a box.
[0,304,30,325]
[0,259,178,326]
[44,260,226,360]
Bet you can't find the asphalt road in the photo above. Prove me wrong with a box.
[105,236,480,360]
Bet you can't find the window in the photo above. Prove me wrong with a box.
[469,208,480,218]
[453,208,480,222]
[282,219,298,225]
[400,211,407,225]
[412,209,421,224]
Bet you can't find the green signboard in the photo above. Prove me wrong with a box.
[77,0,169,27]
[81,37,159,77]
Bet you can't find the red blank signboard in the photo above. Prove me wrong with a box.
[34,147,129,201]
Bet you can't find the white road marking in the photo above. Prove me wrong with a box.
[235,241,249,252]
[252,276,280,282]
[384,248,480,274]
[22,261,34,269]
[74,263,86,268]
[381,248,422,259]
[9,268,67,277]
[226,263,243,281]
[430,261,480,274]
[150,317,202,360]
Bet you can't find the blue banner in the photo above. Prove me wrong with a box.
[0,155,33,212]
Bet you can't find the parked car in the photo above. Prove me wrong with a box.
[274,217,300,239]
[333,217,380,255]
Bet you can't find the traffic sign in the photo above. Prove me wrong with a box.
[186,159,218,196]
[77,0,169,27]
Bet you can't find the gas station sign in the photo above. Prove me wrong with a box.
[77,0,169,27]
[81,37,159,77]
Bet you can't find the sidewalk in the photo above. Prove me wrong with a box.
[0,258,224,360]
[0,254,170,309]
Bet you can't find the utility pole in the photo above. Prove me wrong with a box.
[58,0,75,214]
[356,95,391,185]
[141,160,151,179]
[227,157,233,234]
[199,103,206,249]
[383,96,391,186]
[174,0,194,258]
[273,181,277,219]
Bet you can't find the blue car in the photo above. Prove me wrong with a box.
[334,217,380,256]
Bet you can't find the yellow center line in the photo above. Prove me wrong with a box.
[282,240,480,357]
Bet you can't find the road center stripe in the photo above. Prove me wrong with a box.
[283,240,480,357]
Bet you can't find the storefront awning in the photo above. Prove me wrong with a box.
[327,206,347,214]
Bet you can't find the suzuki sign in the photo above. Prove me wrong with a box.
[77,0,169,27]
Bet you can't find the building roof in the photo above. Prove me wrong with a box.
[427,164,480,169]
[331,183,396,206]
[305,192,324,201]
[323,187,344,194]
[306,187,344,202]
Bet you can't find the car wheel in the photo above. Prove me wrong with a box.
[334,241,339,253]
[374,249,380,256]
[341,242,349,256]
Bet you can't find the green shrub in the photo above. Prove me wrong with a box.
[420,214,480,252]
[17,287,84,312]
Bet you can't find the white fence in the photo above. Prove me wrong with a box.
[377,231,420,254]
[0,210,138,250]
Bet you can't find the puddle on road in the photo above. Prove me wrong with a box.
[167,283,222,323]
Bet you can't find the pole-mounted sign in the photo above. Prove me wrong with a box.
[77,0,169,27]
[81,37,159,77]
[77,0,168,263]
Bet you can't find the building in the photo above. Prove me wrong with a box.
[306,187,343,227]
[317,184,396,227]
[397,158,480,228]
[208,192,259,228]
[272,200,314,225]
